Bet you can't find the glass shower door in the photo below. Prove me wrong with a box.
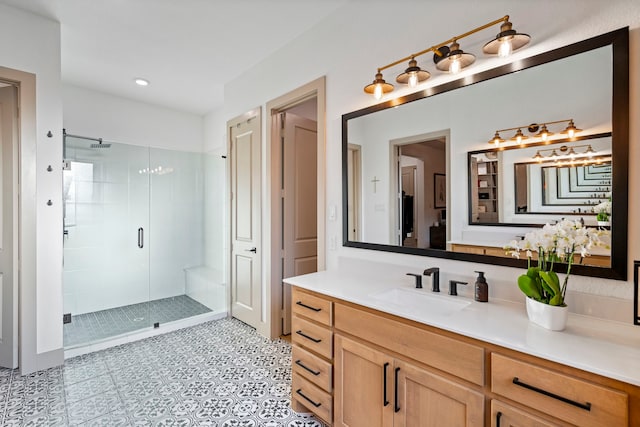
[63,137,150,347]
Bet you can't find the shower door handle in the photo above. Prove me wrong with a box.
[138,227,144,248]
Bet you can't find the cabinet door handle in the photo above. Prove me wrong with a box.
[295,360,320,376]
[295,330,322,343]
[137,227,144,248]
[383,362,390,406]
[512,377,592,411]
[496,411,502,427]
[296,301,322,312]
[394,367,401,413]
[296,388,321,408]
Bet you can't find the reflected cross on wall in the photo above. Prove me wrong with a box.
[372,176,380,193]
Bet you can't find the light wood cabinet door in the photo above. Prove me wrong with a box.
[334,334,393,427]
[394,359,484,427]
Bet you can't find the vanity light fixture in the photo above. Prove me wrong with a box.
[532,144,599,162]
[489,119,580,146]
[364,15,530,98]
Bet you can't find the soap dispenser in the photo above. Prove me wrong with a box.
[474,271,488,302]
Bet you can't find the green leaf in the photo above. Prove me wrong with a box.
[518,275,542,301]
[549,293,564,306]
[539,270,561,297]
[526,267,540,279]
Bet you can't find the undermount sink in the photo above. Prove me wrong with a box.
[369,287,471,316]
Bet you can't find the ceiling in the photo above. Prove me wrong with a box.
[0,0,348,115]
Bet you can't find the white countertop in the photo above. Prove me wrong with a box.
[284,269,640,387]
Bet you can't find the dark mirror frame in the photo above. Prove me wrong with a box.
[342,27,628,280]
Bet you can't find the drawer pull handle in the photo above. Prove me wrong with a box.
[296,301,322,312]
[296,330,322,343]
[295,360,320,376]
[394,367,401,413]
[383,362,389,406]
[296,388,321,408]
[512,377,592,411]
[496,411,502,427]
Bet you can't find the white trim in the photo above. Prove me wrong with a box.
[64,311,226,359]
[0,67,40,374]
[265,77,326,339]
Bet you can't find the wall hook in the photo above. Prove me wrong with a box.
[47,165,53,172]
[46,200,53,206]
[47,131,53,138]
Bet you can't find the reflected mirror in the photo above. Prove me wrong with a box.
[342,28,628,280]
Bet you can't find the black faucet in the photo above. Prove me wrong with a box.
[423,268,440,292]
[448,280,467,296]
[406,273,423,289]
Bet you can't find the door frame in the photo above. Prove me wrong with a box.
[266,77,326,339]
[0,67,38,374]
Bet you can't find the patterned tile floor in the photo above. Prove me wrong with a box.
[64,295,213,347]
[2,318,325,426]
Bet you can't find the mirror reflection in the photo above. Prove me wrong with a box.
[343,28,628,279]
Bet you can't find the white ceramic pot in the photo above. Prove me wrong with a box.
[597,220,610,227]
[525,297,569,331]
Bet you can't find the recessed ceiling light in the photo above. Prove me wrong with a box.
[134,78,149,86]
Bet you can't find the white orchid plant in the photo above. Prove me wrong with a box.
[594,200,612,222]
[504,219,608,306]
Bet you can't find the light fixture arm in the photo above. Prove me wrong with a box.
[376,15,510,73]
[495,119,574,134]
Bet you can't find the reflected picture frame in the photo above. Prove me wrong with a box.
[634,260,640,325]
[434,173,446,208]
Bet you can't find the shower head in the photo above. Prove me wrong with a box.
[90,139,111,149]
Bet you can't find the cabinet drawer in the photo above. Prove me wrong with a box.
[335,303,484,385]
[292,314,333,359]
[491,399,569,427]
[292,345,332,392]
[491,353,628,427]
[292,373,332,424]
[292,287,333,326]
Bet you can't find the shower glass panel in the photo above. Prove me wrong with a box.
[148,148,212,325]
[63,137,150,347]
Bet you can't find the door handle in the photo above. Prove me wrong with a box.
[394,367,400,413]
[138,227,144,248]
[383,362,390,406]
[245,247,257,253]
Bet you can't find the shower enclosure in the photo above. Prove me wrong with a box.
[62,132,225,348]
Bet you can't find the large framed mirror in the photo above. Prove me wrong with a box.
[342,28,628,280]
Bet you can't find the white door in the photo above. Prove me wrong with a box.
[230,112,262,328]
[0,85,18,368]
[347,144,361,241]
[282,113,317,335]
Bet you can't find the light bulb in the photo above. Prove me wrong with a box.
[408,72,418,88]
[540,131,548,141]
[494,138,500,146]
[374,83,383,100]
[498,39,513,57]
[568,128,575,138]
[516,134,522,144]
[450,59,461,74]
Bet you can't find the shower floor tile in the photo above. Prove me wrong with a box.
[64,295,212,347]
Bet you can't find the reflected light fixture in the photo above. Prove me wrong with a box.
[531,144,600,162]
[483,19,531,57]
[363,15,530,98]
[490,119,580,146]
[562,119,582,138]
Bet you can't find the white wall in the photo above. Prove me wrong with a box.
[63,84,204,151]
[222,0,640,318]
[0,4,63,355]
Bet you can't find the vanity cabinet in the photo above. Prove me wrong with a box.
[333,302,484,426]
[290,286,640,426]
[290,287,334,424]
